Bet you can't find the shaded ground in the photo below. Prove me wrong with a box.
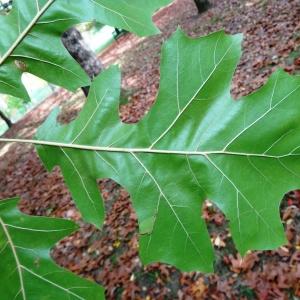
[1,0,300,299]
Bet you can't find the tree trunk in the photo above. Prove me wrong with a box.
[62,27,103,96]
[0,110,12,128]
[193,0,210,13]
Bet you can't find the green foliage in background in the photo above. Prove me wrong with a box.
[0,198,104,299]
[0,0,171,100]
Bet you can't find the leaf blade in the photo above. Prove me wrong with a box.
[29,29,300,271]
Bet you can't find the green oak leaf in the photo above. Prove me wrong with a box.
[32,29,300,272]
[0,198,104,299]
[0,0,171,100]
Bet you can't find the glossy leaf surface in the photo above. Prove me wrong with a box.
[35,29,300,272]
[0,198,104,299]
[0,0,171,100]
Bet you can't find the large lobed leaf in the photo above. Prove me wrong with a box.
[0,0,171,100]
[0,198,104,299]
[33,29,300,272]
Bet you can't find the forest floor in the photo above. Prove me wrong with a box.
[1,0,300,299]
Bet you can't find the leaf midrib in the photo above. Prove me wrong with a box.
[0,217,26,300]
[0,138,297,159]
